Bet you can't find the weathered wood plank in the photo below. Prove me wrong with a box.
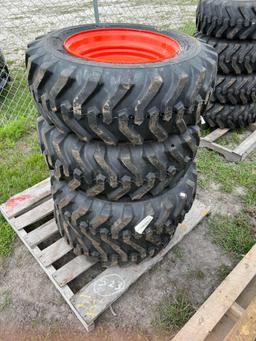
[24,219,58,248]
[172,244,256,341]
[200,139,241,162]
[0,178,50,219]
[224,296,256,341]
[226,302,245,322]
[52,255,97,287]
[39,237,72,267]
[70,200,209,326]
[203,128,229,143]
[13,198,54,231]
[233,130,256,159]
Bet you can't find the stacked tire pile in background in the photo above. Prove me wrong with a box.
[26,24,217,266]
[195,0,256,129]
[0,49,10,91]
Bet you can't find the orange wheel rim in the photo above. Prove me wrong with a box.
[64,28,180,64]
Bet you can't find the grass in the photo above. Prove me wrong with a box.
[186,269,205,281]
[172,246,184,260]
[0,117,48,256]
[197,149,256,208]
[0,116,29,149]
[217,264,233,282]
[208,212,256,260]
[0,291,12,312]
[0,217,16,257]
[153,292,195,333]
[178,20,196,36]
[0,66,47,256]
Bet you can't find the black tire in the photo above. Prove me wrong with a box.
[52,163,197,266]
[26,23,217,145]
[0,49,10,90]
[203,102,256,129]
[212,74,256,105]
[37,116,199,201]
[195,33,256,75]
[196,0,256,40]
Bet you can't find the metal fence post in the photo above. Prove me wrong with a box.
[93,0,100,24]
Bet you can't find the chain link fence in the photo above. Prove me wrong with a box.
[0,0,196,127]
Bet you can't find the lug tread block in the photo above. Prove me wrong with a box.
[100,228,129,263]
[52,163,197,266]
[196,0,256,40]
[148,108,168,142]
[26,23,217,144]
[38,117,200,201]
[107,176,131,201]
[203,102,256,129]
[195,32,256,75]
[118,111,144,145]
[212,74,256,105]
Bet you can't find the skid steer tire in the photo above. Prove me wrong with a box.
[37,116,199,201]
[203,102,256,129]
[52,163,197,266]
[26,23,217,145]
[212,74,256,105]
[195,33,256,75]
[196,0,256,41]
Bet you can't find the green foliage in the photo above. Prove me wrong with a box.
[153,292,195,332]
[0,121,48,256]
[208,213,256,259]
[186,269,205,280]
[217,264,233,282]
[0,217,16,256]
[197,149,256,207]
[172,246,184,260]
[178,20,196,36]
[0,117,32,149]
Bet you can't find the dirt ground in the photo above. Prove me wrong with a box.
[0,183,239,340]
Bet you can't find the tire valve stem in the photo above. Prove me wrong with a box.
[135,215,154,234]
[179,192,187,199]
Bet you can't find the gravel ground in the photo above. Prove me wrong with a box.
[1,0,196,62]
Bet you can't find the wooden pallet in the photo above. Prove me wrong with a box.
[200,124,256,162]
[173,243,256,341]
[0,178,210,332]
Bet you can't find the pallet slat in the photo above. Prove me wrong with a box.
[52,255,97,287]
[226,302,245,322]
[200,140,241,162]
[200,125,256,162]
[38,237,73,267]
[173,244,256,341]
[203,128,229,143]
[233,129,256,159]
[1,178,51,219]
[13,198,54,230]
[24,219,58,248]
[224,296,256,341]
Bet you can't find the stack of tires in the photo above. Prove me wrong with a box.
[195,0,256,129]
[26,24,217,266]
[0,49,10,90]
